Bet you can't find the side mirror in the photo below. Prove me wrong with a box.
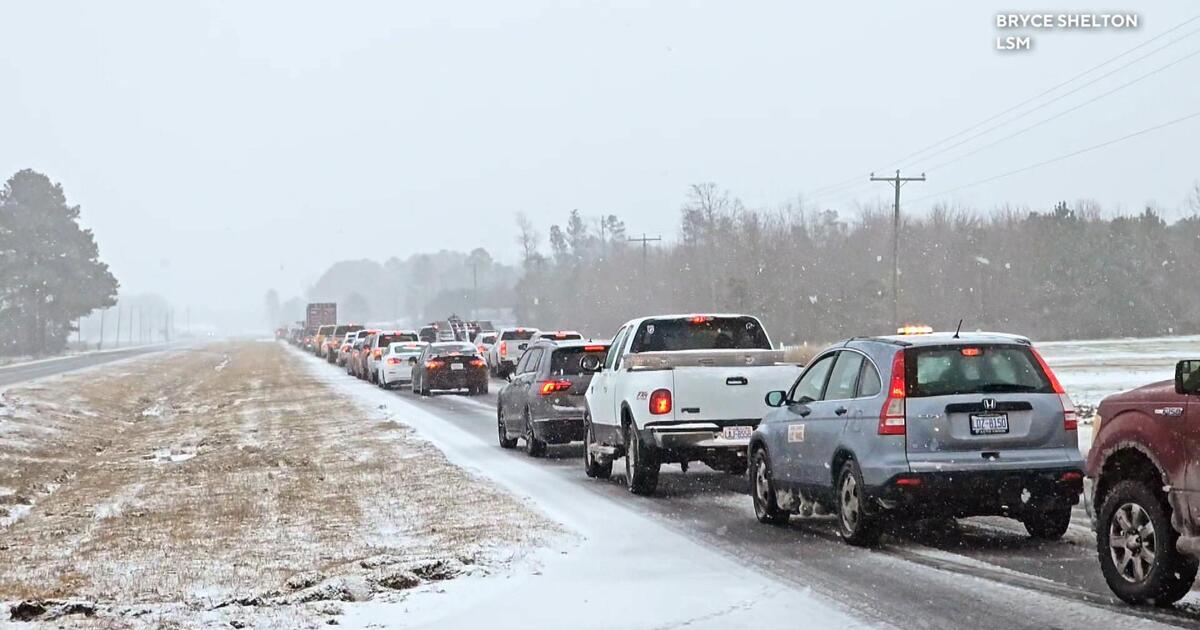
[580,354,602,373]
[1176,359,1200,395]
[764,390,786,407]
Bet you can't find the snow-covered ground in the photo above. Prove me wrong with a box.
[306,357,862,629]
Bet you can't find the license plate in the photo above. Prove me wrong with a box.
[450,363,464,371]
[970,413,1009,435]
[722,426,753,440]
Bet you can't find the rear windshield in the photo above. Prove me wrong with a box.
[318,326,334,335]
[629,317,770,353]
[906,345,1054,398]
[500,329,536,341]
[542,332,582,341]
[478,333,497,343]
[431,343,476,356]
[333,325,363,335]
[377,333,417,345]
[389,343,426,354]
[550,346,609,376]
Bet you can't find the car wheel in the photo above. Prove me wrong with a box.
[1021,503,1072,540]
[583,413,612,479]
[836,459,881,546]
[1097,480,1199,606]
[623,421,659,495]
[524,411,547,457]
[751,448,789,525]
[497,409,517,449]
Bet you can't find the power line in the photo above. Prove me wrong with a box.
[921,46,1200,174]
[901,25,1200,172]
[803,12,1200,202]
[909,109,1200,205]
[870,171,925,326]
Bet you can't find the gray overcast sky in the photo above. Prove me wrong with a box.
[2,1,1197,321]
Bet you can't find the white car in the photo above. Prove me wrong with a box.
[581,314,802,495]
[366,330,419,383]
[486,327,540,378]
[472,330,498,357]
[378,341,428,389]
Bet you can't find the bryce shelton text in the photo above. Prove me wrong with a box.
[995,13,1139,51]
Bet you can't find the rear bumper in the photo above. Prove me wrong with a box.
[532,417,586,443]
[871,467,1084,516]
[642,420,759,451]
[427,370,487,390]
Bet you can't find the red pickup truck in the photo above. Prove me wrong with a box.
[1087,359,1200,606]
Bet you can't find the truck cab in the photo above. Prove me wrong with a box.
[1087,359,1200,606]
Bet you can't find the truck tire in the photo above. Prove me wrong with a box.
[751,447,789,525]
[524,411,547,457]
[1021,504,1072,540]
[1096,480,1199,606]
[583,414,612,479]
[497,410,517,449]
[836,459,881,546]
[623,422,659,496]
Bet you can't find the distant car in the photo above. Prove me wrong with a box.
[749,331,1084,545]
[313,324,335,356]
[349,331,379,378]
[325,324,364,363]
[366,330,420,383]
[418,325,439,344]
[1087,359,1200,606]
[487,327,540,378]
[472,330,498,357]
[378,341,428,389]
[411,342,489,396]
[532,330,584,342]
[497,340,610,456]
[337,330,368,367]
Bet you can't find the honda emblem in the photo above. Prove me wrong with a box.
[982,398,997,411]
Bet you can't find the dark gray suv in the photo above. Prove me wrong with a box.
[749,331,1085,545]
[497,339,609,456]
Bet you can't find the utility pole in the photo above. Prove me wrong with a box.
[627,233,662,277]
[870,170,925,327]
[98,309,106,350]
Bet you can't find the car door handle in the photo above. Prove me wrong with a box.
[726,376,748,386]
[835,406,848,416]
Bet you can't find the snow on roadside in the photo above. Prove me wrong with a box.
[303,352,863,629]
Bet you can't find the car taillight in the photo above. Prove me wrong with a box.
[584,345,606,352]
[499,341,507,356]
[385,357,400,365]
[373,349,382,359]
[539,379,572,395]
[649,388,672,415]
[426,360,443,369]
[470,358,486,367]
[1031,348,1076,431]
[878,350,906,435]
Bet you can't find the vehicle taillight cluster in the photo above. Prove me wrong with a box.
[649,388,672,415]
[426,360,444,369]
[470,358,486,367]
[539,379,572,396]
[878,350,906,435]
[386,357,401,365]
[1031,348,1077,431]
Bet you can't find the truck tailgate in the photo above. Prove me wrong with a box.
[670,364,800,422]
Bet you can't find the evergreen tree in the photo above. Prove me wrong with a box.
[0,169,119,355]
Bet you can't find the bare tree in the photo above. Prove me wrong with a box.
[515,212,541,267]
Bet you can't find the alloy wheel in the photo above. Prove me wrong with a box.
[1109,502,1157,583]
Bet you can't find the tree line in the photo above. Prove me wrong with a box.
[514,183,1200,344]
[0,170,118,355]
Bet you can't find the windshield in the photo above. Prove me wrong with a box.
[500,329,536,341]
[629,317,770,353]
[906,345,1054,397]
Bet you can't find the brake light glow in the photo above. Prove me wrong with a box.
[583,345,607,352]
[426,360,444,369]
[960,347,982,357]
[894,476,922,487]
[878,350,906,435]
[373,349,382,359]
[470,358,486,367]
[539,379,572,396]
[1060,470,1083,482]
[499,341,508,357]
[689,315,712,325]
[1031,348,1077,431]
[386,357,401,365]
[649,389,672,415]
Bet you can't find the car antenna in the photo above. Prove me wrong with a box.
[952,319,964,339]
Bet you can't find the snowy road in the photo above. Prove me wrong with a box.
[0,344,175,388]
[306,339,1200,630]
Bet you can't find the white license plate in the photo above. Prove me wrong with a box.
[722,426,753,440]
[970,413,1009,435]
[450,363,464,370]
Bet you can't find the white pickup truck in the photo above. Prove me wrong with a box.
[581,314,802,495]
